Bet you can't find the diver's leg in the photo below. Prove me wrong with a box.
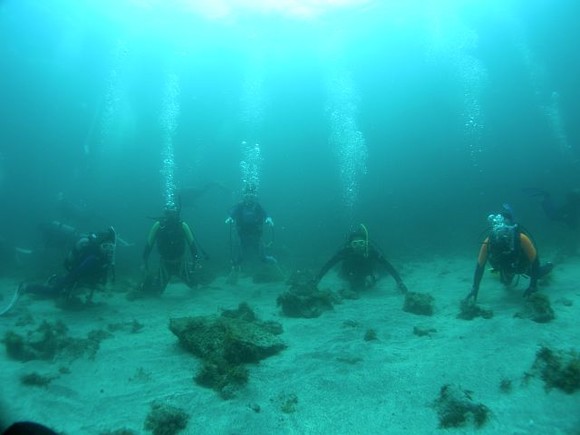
[180,258,197,288]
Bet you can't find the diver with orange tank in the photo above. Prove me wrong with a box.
[464,205,553,304]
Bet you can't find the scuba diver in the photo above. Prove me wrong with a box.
[8,228,117,308]
[523,187,580,229]
[225,184,275,280]
[314,224,408,293]
[464,206,554,304]
[38,220,132,251]
[179,181,229,208]
[141,205,201,294]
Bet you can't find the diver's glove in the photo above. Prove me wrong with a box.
[265,217,274,226]
[464,287,478,304]
[523,286,537,298]
[225,217,234,224]
[397,282,408,293]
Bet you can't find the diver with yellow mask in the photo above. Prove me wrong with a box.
[314,224,407,293]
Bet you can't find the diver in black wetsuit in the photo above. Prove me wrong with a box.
[22,227,116,300]
[226,184,275,268]
[142,205,200,294]
[464,210,553,304]
[314,224,407,293]
[524,188,580,229]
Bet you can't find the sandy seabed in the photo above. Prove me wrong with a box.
[0,253,579,435]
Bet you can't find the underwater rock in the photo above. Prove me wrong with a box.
[515,293,555,323]
[107,319,144,334]
[277,289,335,318]
[413,326,437,337]
[20,372,57,388]
[144,402,189,435]
[342,319,360,328]
[403,292,434,316]
[274,393,299,414]
[170,315,285,364]
[278,271,337,318]
[532,346,580,394]
[248,403,261,413]
[457,300,493,320]
[221,301,257,323]
[432,384,490,429]
[3,320,109,361]
[499,379,512,393]
[4,321,71,361]
[169,303,285,398]
[195,358,249,400]
[364,329,378,341]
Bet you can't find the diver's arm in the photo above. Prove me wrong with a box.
[374,249,406,291]
[64,236,90,271]
[257,204,269,224]
[467,239,488,302]
[520,234,539,294]
[315,250,346,285]
[229,204,241,220]
[142,221,160,264]
[182,222,198,259]
[225,204,241,224]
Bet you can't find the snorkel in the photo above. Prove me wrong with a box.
[349,224,370,257]
[360,224,369,257]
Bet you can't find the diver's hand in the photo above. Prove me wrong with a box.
[464,288,477,304]
[397,282,408,294]
[225,217,234,224]
[265,217,274,226]
[523,286,537,298]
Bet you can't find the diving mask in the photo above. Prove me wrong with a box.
[350,239,368,250]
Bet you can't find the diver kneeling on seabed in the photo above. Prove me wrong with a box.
[141,205,204,295]
[464,205,553,304]
[225,184,282,284]
[0,228,117,315]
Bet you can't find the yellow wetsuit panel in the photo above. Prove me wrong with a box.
[519,233,537,262]
[477,237,489,266]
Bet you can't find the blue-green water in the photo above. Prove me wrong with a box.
[1,0,579,264]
